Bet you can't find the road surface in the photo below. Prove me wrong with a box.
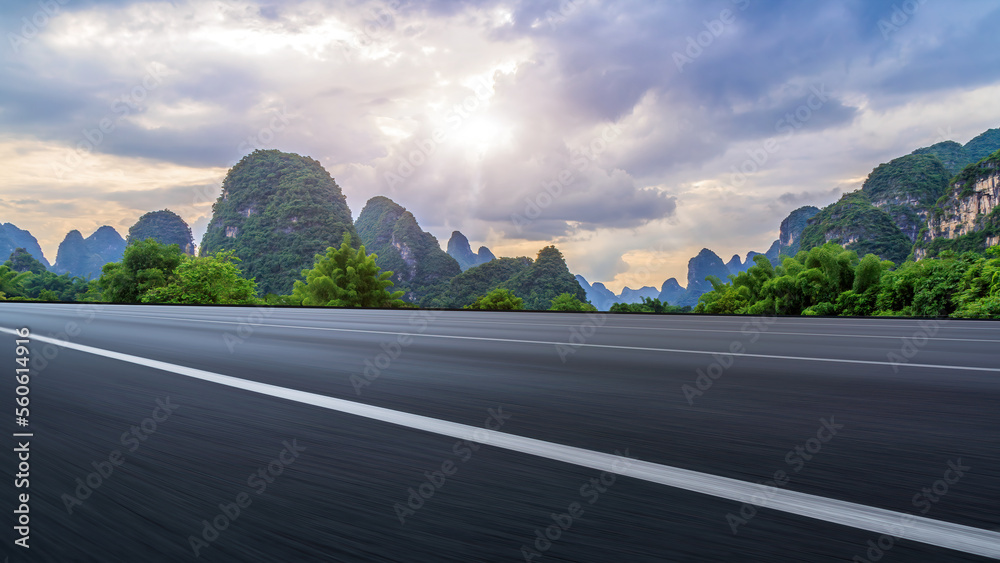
[1,303,998,562]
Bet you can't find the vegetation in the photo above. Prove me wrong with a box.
[610,297,689,313]
[127,209,195,253]
[430,256,533,308]
[291,234,406,308]
[464,288,523,310]
[6,248,46,274]
[862,154,951,205]
[141,251,260,305]
[199,150,358,296]
[963,128,1000,163]
[548,293,597,311]
[693,243,1000,318]
[98,238,185,303]
[912,141,972,177]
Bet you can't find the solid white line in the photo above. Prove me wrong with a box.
[4,326,999,560]
[60,311,1000,373]
[92,310,1000,343]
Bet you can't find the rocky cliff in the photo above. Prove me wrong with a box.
[0,223,49,268]
[576,275,618,310]
[677,248,732,306]
[447,231,495,271]
[199,150,357,295]
[355,196,461,304]
[915,150,1000,259]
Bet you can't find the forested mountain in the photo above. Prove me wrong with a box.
[912,128,1000,175]
[499,246,588,310]
[127,210,195,253]
[355,196,461,305]
[447,231,495,271]
[53,226,125,279]
[199,150,357,296]
[433,256,533,308]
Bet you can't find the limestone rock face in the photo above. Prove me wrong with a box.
[915,151,1000,259]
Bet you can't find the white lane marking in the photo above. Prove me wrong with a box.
[91,310,1000,343]
[5,326,999,560]
[48,311,1000,373]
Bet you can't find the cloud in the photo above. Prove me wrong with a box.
[1,0,1000,284]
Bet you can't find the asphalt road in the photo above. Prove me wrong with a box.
[1,303,999,562]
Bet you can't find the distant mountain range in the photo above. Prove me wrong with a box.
[8,127,1000,308]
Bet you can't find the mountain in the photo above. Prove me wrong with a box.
[0,223,49,268]
[725,254,744,273]
[911,128,1000,176]
[657,278,686,306]
[964,128,1000,163]
[500,246,588,310]
[575,275,618,310]
[437,256,533,308]
[914,149,1000,259]
[53,226,125,279]
[127,209,195,253]
[355,196,461,304]
[618,286,659,304]
[447,231,495,271]
[861,154,951,242]
[677,248,732,307]
[199,150,358,296]
[799,191,911,264]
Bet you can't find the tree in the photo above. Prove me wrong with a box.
[0,265,30,300]
[141,251,261,305]
[291,234,405,308]
[549,293,597,311]
[98,238,184,303]
[611,296,687,313]
[464,288,524,310]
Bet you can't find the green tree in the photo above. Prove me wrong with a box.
[98,239,184,303]
[141,251,261,305]
[549,293,597,311]
[611,296,687,313]
[291,234,405,308]
[0,265,30,300]
[464,288,524,310]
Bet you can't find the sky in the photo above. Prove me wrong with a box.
[2,0,1000,293]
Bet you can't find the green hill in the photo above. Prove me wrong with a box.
[127,209,195,253]
[199,150,357,296]
[799,191,912,264]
